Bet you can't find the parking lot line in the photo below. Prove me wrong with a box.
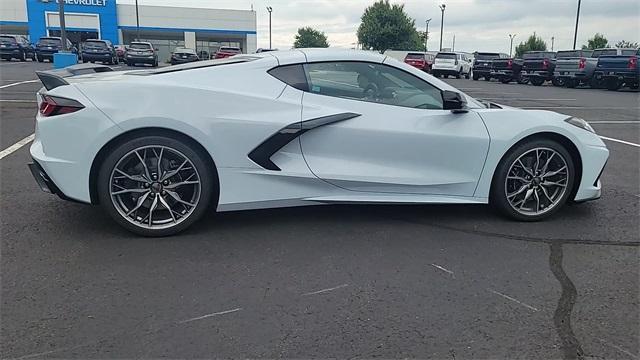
[589,121,640,124]
[0,133,34,160]
[599,136,640,148]
[0,80,39,89]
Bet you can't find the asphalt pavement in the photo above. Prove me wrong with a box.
[1,59,638,359]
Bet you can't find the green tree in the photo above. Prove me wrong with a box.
[515,33,547,58]
[614,40,639,49]
[293,27,329,48]
[357,0,422,53]
[582,33,609,50]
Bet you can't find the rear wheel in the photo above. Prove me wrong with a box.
[605,78,622,91]
[19,50,26,62]
[530,78,545,86]
[491,139,575,221]
[465,70,471,79]
[565,79,577,88]
[552,77,564,87]
[500,77,511,84]
[456,70,462,79]
[472,73,479,81]
[97,135,216,236]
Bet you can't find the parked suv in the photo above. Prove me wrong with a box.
[0,34,35,61]
[594,48,640,91]
[404,52,434,72]
[170,47,199,65]
[473,52,508,80]
[81,39,118,65]
[521,51,557,86]
[431,52,472,79]
[214,46,242,59]
[125,42,158,67]
[35,36,76,62]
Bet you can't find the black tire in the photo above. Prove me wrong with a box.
[589,78,602,89]
[97,135,216,236]
[530,78,545,86]
[19,50,26,62]
[484,76,491,81]
[551,77,564,87]
[517,76,529,85]
[565,79,577,88]
[126,61,133,67]
[36,55,43,63]
[500,78,511,84]
[472,73,479,81]
[456,70,462,79]
[465,71,471,79]
[490,139,575,222]
[605,78,621,91]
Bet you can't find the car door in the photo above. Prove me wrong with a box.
[298,61,490,196]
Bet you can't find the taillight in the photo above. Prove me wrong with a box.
[39,94,84,117]
[507,59,513,69]
[629,57,638,70]
[578,58,586,70]
[542,58,550,70]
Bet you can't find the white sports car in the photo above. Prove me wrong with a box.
[30,49,609,236]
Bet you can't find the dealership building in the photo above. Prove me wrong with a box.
[0,0,257,60]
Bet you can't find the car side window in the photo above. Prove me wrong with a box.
[304,61,444,110]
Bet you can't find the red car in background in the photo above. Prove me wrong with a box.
[404,52,435,73]
[213,46,242,59]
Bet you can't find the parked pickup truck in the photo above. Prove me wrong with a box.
[490,57,525,84]
[553,49,595,88]
[473,52,509,81]
[521,51,557,86]
[594,48,640,91]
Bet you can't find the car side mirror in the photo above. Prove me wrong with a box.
[442,90,468,113]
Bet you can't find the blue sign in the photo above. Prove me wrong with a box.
[27,0,118,43]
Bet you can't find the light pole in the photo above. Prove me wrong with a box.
[573,0,581,49]
[135,0,140,41]
[509,33,516,57]
[551,36,555,51]
[425,18,431,51]
[58,0,67,51]
[439,4,446,51]
[266,6,273,49]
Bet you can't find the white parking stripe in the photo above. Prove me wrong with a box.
[0,80,39,89]
[488,289,539,312]
[589,121,640,124]
[0,134,35,160]
[178,307,242,324]
[599,136,640,148]
[302,283,349,296]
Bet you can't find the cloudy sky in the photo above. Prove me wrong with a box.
[121,0,639,53]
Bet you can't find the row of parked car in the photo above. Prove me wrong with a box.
[0,33,245,67]
[394,48,640,91]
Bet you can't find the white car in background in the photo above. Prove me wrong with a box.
[30,49,608,236]
[432,51,473,79]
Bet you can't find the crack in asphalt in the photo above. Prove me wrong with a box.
[549,243,585,360]
[401,220,640,247]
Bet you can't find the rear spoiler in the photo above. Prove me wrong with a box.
[35,63,114,91]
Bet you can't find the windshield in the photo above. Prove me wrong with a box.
[405,54,425,60]
[475,53,500,60]
[38,38,61,46]
[174,48,196,54]
[556,50,582,58]
[0,36,17,44]
[219,47,241,53]
[621,49,637,55]
[130,43,152,50]
[436,53,456,60]
[523,52,555,59]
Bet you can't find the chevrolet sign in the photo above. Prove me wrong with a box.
[41,0,108,6]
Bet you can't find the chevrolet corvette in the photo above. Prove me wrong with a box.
[29,49,609,236]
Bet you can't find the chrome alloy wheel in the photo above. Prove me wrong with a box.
[109,145,201,230]
[504,147,569,216]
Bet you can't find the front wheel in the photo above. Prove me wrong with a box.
[97,135,216,236]
[605,78,622,91]
[491,139,575,221]
[472,73,479,81]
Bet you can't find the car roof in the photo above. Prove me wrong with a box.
[174,47,196,53]
[130,41,152,45]
[40,36,61,40]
